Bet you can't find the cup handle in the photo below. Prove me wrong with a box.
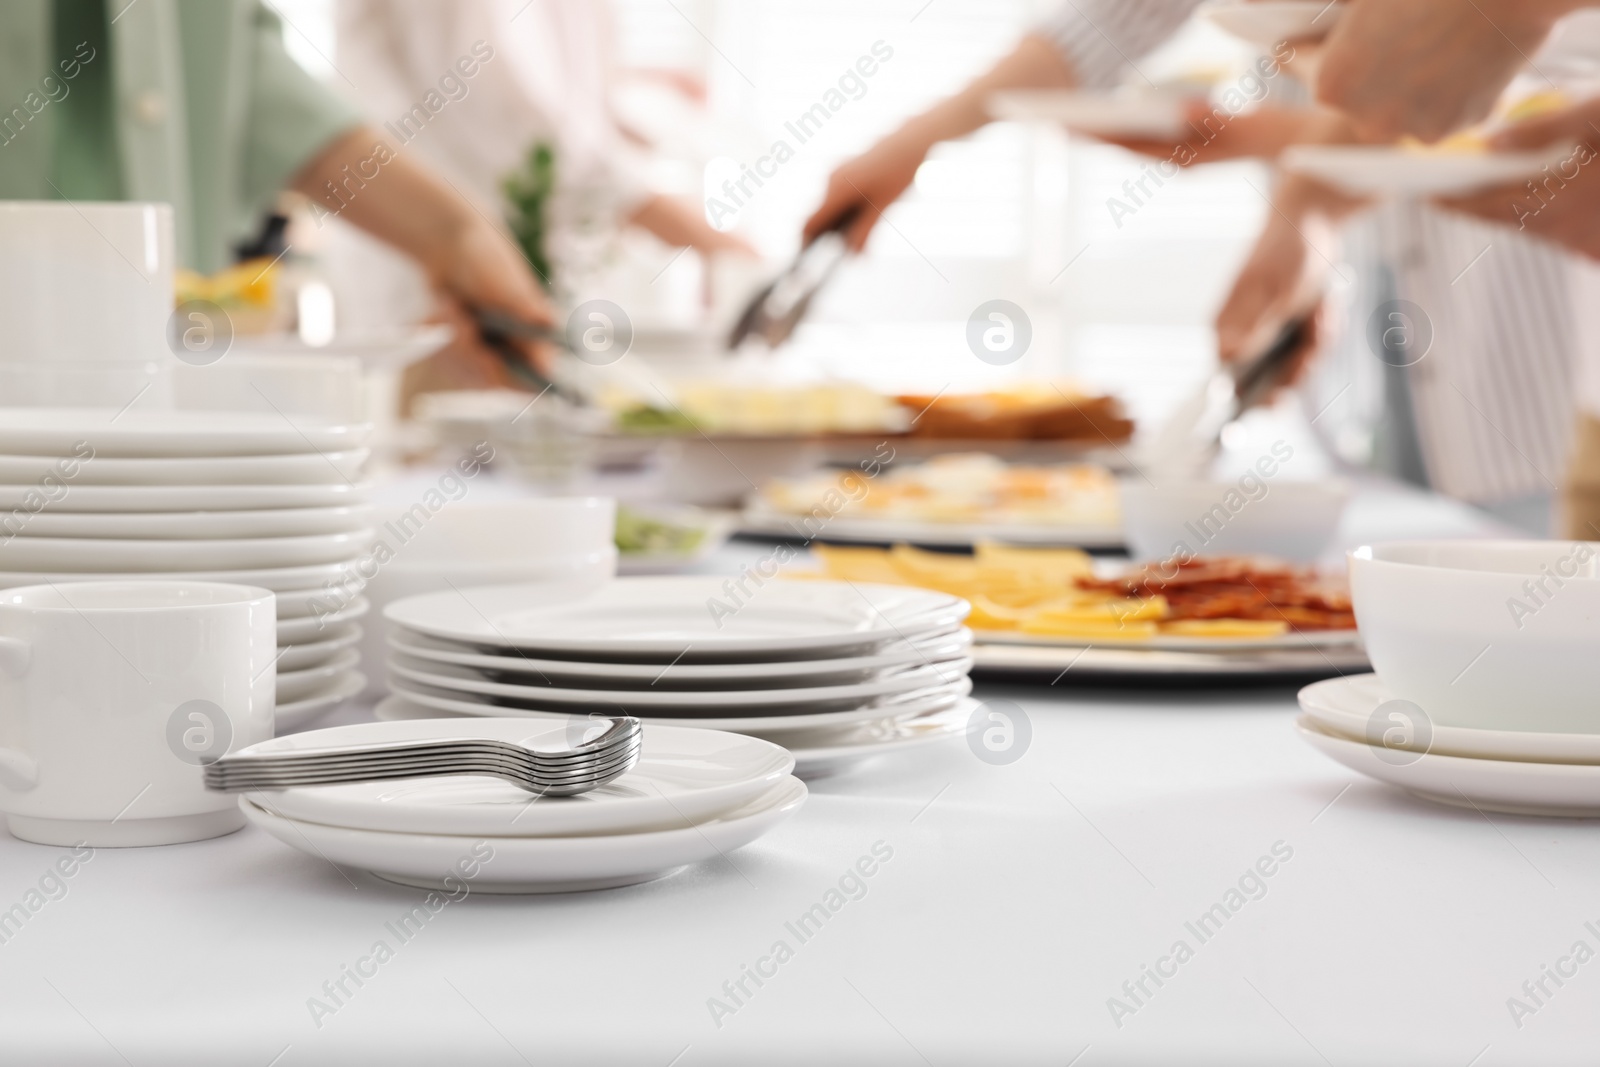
[0,637,37,790]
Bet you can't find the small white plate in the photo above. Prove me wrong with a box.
[278,624,363,671]
[241,774,807,892]
[277,582,366,620]
[0,560,361,593]
[0,449,370,486]
[1299,674,1600,764]
[1282,143,1573,197]
[1201,0,1342,45]
[231,324,452,372]
[0,408,372,457]
[384,577,968,660]
[385,675,973,734]
[278,598,369,644]
[387,628,974,687]
[276,650,361,704]
[0,529,372,572]
[989,90,1191,138]
[275,670,365,729]
[785,701,973,778]
[12,505,373,540]
[0,481,375,513]
[240,720,793,837]
[1297,716,1600,817]
[973,625,1361,652]
[386,653,972,711]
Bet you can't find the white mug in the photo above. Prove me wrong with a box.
[0,201,175,366]
[0,581,276,846]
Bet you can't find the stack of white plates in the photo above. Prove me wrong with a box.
[0,408,375,725]
[237,718,805,892]
[377,577,976,777]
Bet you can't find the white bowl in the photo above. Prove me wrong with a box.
[1200,0,1342,45]
[1350,540,1600,733]
[1118,478,1350,563]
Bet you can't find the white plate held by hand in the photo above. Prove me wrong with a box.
[1282,143,1574,197]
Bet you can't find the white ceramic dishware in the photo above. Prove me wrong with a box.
[278,624,363,671]
[13,506,373,540]
[988,89,1191,138]
[276,583,367,620]
[0,581,276,846]
[1296,716,1600,817]
[0,202,174,366]
[240,720,793,836]
[387,628,974,687]
[277,598,370,644]
[0,560,362,593]
[1350,540,1600,733]
[275,671,367,729]
[0,449,370,486]
[384,577,969,660]
[277,650,362,704]
[1299,673,1600,764]
[782,700,973,778]
[1118,478,1351,563]
[387,674,973,733]
[1201,0,1342,45]
[0,409,371,457]
[0,530,374,572]
[242,774,807,892]
[974,625,1360,653]
[1282,143,1573,197]
[0,481,376,513]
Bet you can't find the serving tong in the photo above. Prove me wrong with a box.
[204,716,641,797]
[726,206,861,352]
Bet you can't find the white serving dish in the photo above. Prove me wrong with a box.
[0,481,375,513]
[1282,143,1573,197]
[0,530,373,572]
[11,505,373,540]
[0,408,371,457]
[0,449,369,486]
[989,89,1191,138]
[1118,478,1351,563]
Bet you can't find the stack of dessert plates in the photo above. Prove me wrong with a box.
[0,408,375,726]
[377,577,976,777]
[238,718,805,893]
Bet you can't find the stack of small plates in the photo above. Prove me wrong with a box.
[0,408,375,725]
[1298,674,1600,817]
[377,576,976,777]
[237,718,805,892]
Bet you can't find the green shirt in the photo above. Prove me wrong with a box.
[0,0,359,271]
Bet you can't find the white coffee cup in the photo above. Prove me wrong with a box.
[0,201,175,366]
[1349,540,1600,733]
[0,581,276,846]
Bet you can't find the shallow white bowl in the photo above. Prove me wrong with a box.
[1119,478,1350,563]
[1350,540,1600,733]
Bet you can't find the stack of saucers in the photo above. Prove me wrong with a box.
[234,717,805,892]
[0,408,375,725]
[377,576,976,777]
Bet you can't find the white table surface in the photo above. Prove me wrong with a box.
[5,479,1596,1066]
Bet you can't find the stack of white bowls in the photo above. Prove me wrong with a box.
[233,717,805,892]
[0,406,375,726]
[358,498,618,698]
[1298,540,1600,816]
[376,576,977,776]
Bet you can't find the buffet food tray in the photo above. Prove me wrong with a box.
[970,640,1369,682]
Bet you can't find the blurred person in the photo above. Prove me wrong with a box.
[335,0,754,403]
[801,0,1588,532]
[0,0,556,379]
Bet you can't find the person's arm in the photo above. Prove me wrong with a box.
[1315,0,1585,142]
[1438,98,1600,257]
[627,194,757,257]
[801,33,1074,250]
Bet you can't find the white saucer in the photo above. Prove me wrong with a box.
[0,449,370,486]
[1201,0,1341,45]
[0,408,372,457]
[13,505,373,540]
[1283,143,1573,197]
[276,650,361,703]
[383,676,973,733]
[0,481,376,513]
[386,653,972,712]
[784,701,972,778]
[241,775,807,892]
[278,624,363,671]
[384,577,968,660]
[0,530,373,572]
[277,598,370,644]
[989,90,1190,137]
[1296,717,1600,817]
[388,628,974,687]
[1299,674,1600,764]
[241,720,793,837]
[276,671,365,729]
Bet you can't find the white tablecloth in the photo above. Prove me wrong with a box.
[3,480,1593,1066]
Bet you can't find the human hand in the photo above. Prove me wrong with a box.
[431,217,560,378]
[1437,98,1599,255]
[1315,0,1573,142]
[801,131,928,251]
[1096,101,1315,166]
